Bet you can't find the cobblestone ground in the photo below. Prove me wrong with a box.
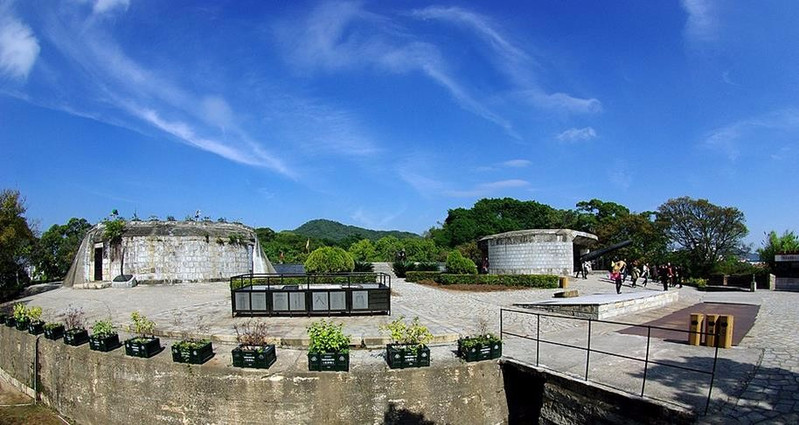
[4,275,799,422]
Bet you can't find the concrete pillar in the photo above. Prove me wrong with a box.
[688,313,704,346]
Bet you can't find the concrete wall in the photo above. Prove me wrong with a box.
[501,360,695,425]
[486,234,574,276]
[0,326,507,425]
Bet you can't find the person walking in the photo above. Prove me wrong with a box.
[631,264,640,287]
[641,263,650,286]
[613,269,623,294]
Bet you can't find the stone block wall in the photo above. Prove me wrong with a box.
[488,240,574,276]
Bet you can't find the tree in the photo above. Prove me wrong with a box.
[32,218,92,281]
[348,239,378,262]
[304,247,354,273]
[656,197,748,276]
[758,230,799,272]
[0,189,35,299]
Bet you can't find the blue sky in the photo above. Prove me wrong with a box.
[1,0,797,248]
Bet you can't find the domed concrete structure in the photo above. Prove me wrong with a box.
[479,229,598,276]
[63,221,275,288]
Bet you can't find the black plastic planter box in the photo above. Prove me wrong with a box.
[44,325,65,340]
[232,345,277,369]
[5,317,16,328]
[125,337,162,358]
[308,351,349,372]
[15,319,30,331]
[0,314,6,324]
[63,328,90,346]
[171,340,214,364]
[386,344,431,369]
[90,333,122,352]
[457,339,502,362]
[28,320,45,335]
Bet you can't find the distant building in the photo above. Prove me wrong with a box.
[478,229,598,276]
[64,221,275,288]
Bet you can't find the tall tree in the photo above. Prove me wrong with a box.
[758,230,799,272]
[656,197,748,275]
[0,189,35,298]
[33,218,92,281]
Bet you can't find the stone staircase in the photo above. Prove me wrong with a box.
[372,262,396,279]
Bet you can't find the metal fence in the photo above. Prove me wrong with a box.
[500,308,720,415]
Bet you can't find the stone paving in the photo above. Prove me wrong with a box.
[3,273,799,423]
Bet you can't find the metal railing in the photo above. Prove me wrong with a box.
[230,272,391,317]
[500,308,720,415]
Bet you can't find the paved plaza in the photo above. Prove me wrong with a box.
[4,273,798,424]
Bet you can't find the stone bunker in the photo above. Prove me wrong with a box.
[63,221,275,288]
[479,229,598,276]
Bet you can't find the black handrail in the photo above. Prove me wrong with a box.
[500,308,720,415]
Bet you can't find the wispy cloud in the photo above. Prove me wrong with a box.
[0,4,40,80]
[608,164,632,191]
[501,159,530,168]
[92,0,130,15]
[444,179,530,198]
[702,109,799,161]
[557,127,597,143]
[276,1,518,137]
[681,0,718,44]
[351,207,406,229]
[412,5,602,115]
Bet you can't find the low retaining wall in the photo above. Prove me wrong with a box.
[501,359,695,425]
[0,326,506,425]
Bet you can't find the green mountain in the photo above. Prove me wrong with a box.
[293,219,420,243]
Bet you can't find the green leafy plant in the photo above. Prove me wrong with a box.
[353,261,374,272]
[307,320,351,353]
[12,303,27,321]
[172,339,211,350]
[234,320,270,349]
[380,316,433,352]
[91,319,116,338]
[228,233,246,245]
[26,305,42,322]
[446,251,477,275]
[130,311,156,340]
[305,247,355,273]
[102,219,126,244]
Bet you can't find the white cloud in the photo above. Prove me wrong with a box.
[444,179,530,198]
[0,11,40,79]
[93,0,130,15]
[201,96,234,129]
[681,0,718,44]
[412,6,602,115]
[608,164,632,191]
[501,159,530,168]
[276,1,518,138]
[557,127,597,143]
[702,109,799,162]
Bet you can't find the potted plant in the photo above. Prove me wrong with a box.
[307,319,351,372]
[44,322,65,340]
[171,316,214,364]
[26,306,44,335]
[380,316,433,369]
[457,333,502,362]
[89,319,121,352]
[232,320,277,369]
[13,303,29,331]
[124,311,162,358]
[63,306,89,346]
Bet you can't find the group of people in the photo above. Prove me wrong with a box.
[609,259,683,294]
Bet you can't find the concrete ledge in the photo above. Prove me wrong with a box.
[514,290,679,320]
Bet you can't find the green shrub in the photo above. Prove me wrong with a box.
[436,274,558,288]
[392,261,411,278]
[460,333,501,350]
[414,262,440,271]
[26,306,42,321]
[307,320,351,353]
[405,271,442,282]
[685,277,707,289]
[446,251,477,275]
[12,303,27,321]
[354,261,374,272]
[91,319,116,338]
[379,316,433,351]
[130,311,156,338]
[304,247,355,273]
